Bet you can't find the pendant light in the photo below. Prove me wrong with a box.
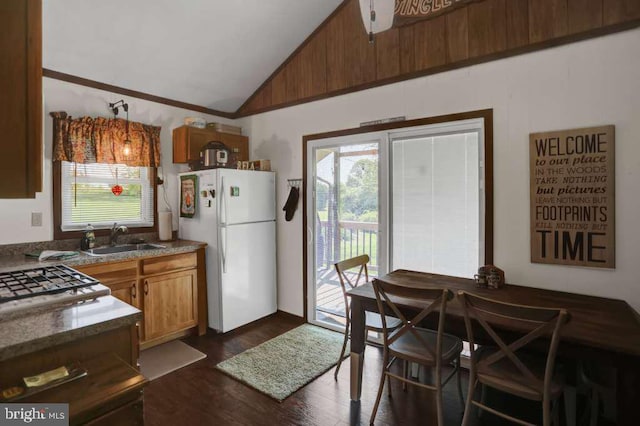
[123,108,132,157]
[109,99,132,158]
[359,0,394,42]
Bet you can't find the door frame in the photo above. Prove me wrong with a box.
[302,109,494,321]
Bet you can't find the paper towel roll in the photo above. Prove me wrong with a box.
[159,211,173,241]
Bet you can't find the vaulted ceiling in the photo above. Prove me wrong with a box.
[42,0,640,117]
[42,0,344,113]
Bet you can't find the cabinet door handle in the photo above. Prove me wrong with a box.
[131,282,137,299]
[144,280,149,295]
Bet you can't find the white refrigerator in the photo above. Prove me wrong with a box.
[178,169,277,332]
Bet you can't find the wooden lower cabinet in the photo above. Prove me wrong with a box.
[142,269,198,341]
[76,261,139,308]
[21,352,146,426]
[109,280,141,309]
[75,249,206,348]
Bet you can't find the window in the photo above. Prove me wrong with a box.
[59,161,154,232]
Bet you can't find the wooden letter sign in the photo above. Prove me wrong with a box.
[530,126,615,268]
[393,0,479,27]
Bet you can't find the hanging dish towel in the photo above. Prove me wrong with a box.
[283,186,300,222]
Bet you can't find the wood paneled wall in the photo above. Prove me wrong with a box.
[237,0,640,117]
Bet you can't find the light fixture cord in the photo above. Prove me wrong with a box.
[74,162,77,207]
[125,108,129,137]
[369,0,375,43]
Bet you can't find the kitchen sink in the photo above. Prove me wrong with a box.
[83,243,166,256]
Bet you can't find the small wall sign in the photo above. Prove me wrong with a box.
[530,125,615,268]
[180,175,198,218]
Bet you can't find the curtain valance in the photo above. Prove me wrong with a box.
[51,111,161,167]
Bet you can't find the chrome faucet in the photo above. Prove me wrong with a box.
[110,223,128,246]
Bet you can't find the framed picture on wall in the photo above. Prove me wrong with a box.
[180,174,197,218]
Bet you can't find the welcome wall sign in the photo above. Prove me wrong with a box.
[529,125,615,268]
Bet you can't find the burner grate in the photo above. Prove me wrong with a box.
[0,265,99,303]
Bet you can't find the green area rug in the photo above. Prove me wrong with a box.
[216,324,347,401]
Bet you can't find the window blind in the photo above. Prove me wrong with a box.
[60,161,154,231]
[390,122,484,279]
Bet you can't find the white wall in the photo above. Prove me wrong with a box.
[0,78,237,245]
[240,28,640,314]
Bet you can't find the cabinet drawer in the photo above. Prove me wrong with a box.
[75,261,138,284]
[141,252,197,276]
[21,353,146,425]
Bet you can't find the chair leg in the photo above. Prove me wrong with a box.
[589,388,599,426]
[478,384,487,418]
[552,399,560,426]
[564,385,577,426]
[370,356,388,425]
[435,384,444,426]
[543,396,552,426]
[403,360,408,391]
[461,377,477,426]
[456,356,464,408]
[334,322,350,381]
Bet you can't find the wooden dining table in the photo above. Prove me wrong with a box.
[347,269,640,426]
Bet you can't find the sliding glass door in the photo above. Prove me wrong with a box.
[306,116,486,329]
[306,136,386,329]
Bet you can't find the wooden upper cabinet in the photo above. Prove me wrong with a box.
[172,125,248,164]
[0,0,42,198]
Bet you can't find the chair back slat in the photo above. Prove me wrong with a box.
[334,255,370,321]
[465,292,560,323]
[458,291,570,395]
[334,254,369,291]
[374,279,452,363]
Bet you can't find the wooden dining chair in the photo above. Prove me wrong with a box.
[457,291,571,426]
[370,280,464,426]
[333,254,402,380]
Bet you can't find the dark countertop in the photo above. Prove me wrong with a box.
[0,295,141,362]
[0,239,206,273]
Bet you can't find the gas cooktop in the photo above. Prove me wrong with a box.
[0,265,100,304]
[0,265,110,317]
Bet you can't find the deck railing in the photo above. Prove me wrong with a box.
[316,220,379,272]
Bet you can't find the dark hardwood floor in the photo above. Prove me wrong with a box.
[143,312,593,426]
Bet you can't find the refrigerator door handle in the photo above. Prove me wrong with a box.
[307,225,313,244]
[220,224,227,273]
[220,176,227,226]
[219,174,228,273]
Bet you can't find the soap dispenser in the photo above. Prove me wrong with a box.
[85,224,96,249]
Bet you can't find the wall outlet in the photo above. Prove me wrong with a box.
[31,212,42,227]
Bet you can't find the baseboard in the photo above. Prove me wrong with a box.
[276,310,304,321]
